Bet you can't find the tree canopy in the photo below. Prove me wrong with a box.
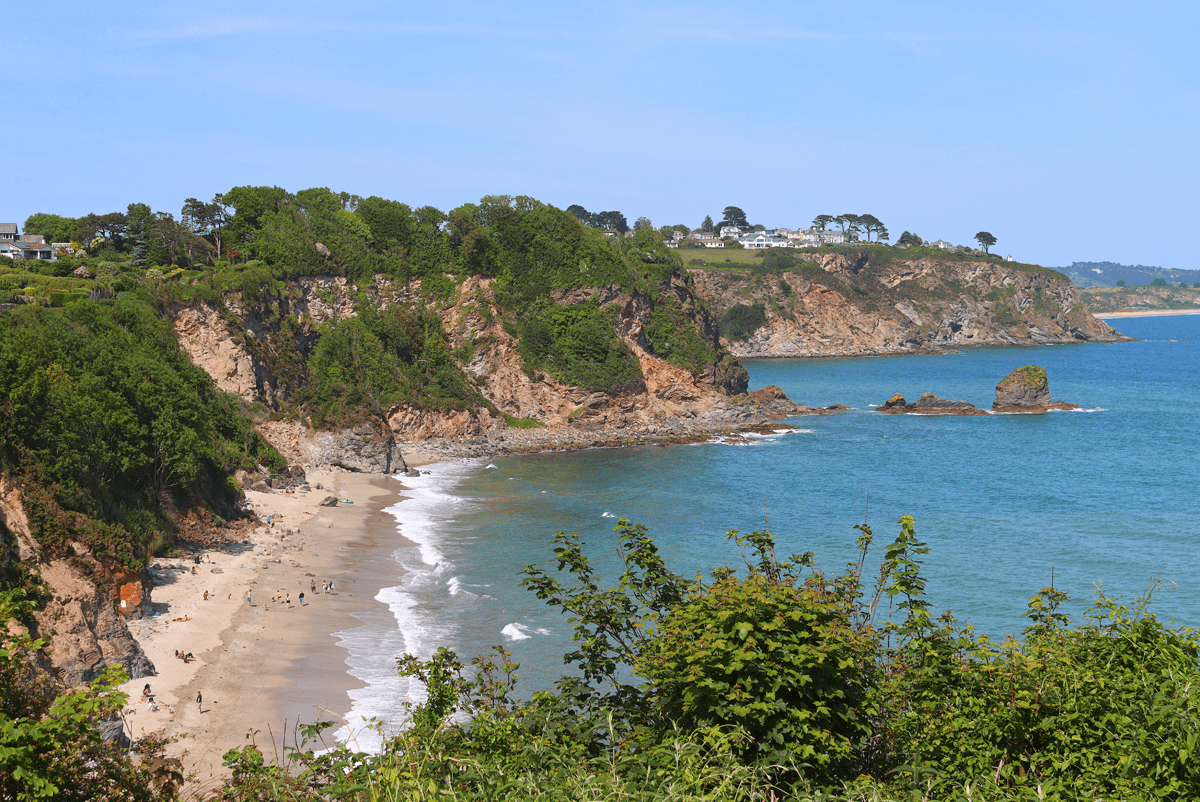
[974,231,997,253]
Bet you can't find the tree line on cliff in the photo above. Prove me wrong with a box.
[4,190,743,429]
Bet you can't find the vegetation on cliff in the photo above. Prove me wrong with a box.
[2,190,737,429]
[0,298,281,578]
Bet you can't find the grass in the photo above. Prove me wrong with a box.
[676,247,761,265]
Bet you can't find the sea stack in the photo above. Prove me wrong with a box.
[992,366,1079,412]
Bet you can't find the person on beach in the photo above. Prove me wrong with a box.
[311,579,316,595]
[191,566,196,575]
[286,592,291,606]
[203,590,209,601]
[196,691,202,711]
[299,592,305,606]
[322,581,327,594]
[247,593,252,606]
[143,683,151,698]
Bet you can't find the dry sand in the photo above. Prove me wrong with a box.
[118,464,434,790]
[1094,308,1200,318]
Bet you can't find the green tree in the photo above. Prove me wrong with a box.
[1116,280,1126,286]
[634,216,653,231]
[22,213,77,245]
[896,230,922,246]
[811,214,834,231]
[565,204,594,227]
[1181,281,1190,288]
[75,212,128,250]
[181,194,231,260]
[1151,277,1168,286]
[974,231,997,253]
[719,206,749,230]
[700,214,714,232]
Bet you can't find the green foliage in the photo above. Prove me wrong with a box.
[302,301,488,427]
[643,298,718,373]
[1152,277,1169,286]
[638,528,878,777]
[512,299,644,395]
[21,214,78,246]
[0,299,280,569]
[0,590,178,800]
[718,303,767,340]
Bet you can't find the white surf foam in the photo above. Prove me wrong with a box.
[601,511,617,518]
[330,459,481,752]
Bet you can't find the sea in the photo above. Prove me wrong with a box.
[331,314,1200,750]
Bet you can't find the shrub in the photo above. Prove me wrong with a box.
[718,303,767,340]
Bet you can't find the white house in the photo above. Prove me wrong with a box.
[691,237,724,248]
[0,223,17,242]
[795,227,846,246]
[930,240,954,250]
[738,232,787,249]
[718,226,745,239]
[0,239,56,261]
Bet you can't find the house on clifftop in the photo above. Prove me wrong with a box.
[0,226,56,261]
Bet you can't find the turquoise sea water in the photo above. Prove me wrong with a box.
[335,315,1199,746]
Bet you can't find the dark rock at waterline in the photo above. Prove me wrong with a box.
[877,392,986,415]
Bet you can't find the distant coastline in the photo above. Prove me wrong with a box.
[1093,309,1200,318]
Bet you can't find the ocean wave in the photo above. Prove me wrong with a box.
[707,428,813,446]
[502,622,552,641]
[601,511,617,518]
[331,459,482,752]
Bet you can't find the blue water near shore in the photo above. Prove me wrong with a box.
[335,315,1199,746]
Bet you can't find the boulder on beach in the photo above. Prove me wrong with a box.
[318,495,339,507]
[993,366,1078,412]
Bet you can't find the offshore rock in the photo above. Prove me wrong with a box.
[993,366,1079,412]
[877,392,986,415]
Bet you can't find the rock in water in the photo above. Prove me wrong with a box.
[993,366,1051,409]
[876,392,985,415]
[993,365,1079,412]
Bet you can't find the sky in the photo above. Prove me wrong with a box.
[5,1,1198,268]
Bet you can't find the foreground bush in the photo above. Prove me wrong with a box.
[206,518,1200,800]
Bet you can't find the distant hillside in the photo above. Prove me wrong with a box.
[1059,261,1200,288]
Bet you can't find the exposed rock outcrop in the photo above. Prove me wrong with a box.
[0,478,154,687]
[689,254,1127,358]
[993,366,1079,413]
[876,392,986,415]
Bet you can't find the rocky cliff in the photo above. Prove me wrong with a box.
[689,252,1125,358]
[0,478,154,688]
[171,272,774,463]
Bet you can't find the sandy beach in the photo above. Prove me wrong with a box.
[117,462,437,790]
[1094,308,1200,318]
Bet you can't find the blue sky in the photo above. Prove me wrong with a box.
[5,1,1197,267]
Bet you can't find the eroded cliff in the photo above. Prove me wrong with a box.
[689,252,1124,358]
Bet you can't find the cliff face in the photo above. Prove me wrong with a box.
[172,272,749,452]
[0,479,154,688]
[689,253,1123,358]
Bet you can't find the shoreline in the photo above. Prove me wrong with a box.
[1093,308,1200,318]
[118,465,435,788]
